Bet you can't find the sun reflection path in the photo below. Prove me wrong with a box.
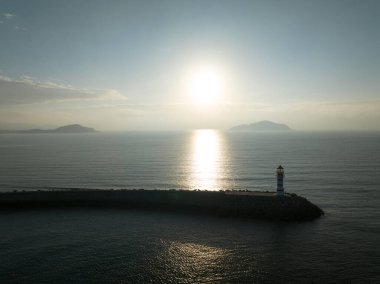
[189,129,230,190]
[161,241,231,282]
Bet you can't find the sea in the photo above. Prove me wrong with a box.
[0,130,379,283]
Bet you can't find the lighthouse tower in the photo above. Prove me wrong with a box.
[276,165,285,196]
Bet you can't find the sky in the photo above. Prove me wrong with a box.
[0,0,380,131]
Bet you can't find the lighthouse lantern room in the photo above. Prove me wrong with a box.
[276,165,285,196]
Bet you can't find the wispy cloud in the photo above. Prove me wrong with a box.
[3,13,15,19]
[0,75,126,105]
[13,25,25,30]
[1,13,26,30]
[1,74,379,131]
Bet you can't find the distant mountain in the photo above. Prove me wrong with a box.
[52,124,96,133]
[230,120,291,131]
[0,124,96,134]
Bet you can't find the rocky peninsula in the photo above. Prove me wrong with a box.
[0,189,323,222]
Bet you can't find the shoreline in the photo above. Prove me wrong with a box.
[0,189,324,222]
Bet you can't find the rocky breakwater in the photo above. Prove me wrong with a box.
[0,190,324,222]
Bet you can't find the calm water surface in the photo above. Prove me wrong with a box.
[0,131,379,283]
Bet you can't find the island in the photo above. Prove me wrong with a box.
[0,189,323,222]
[230,120,291,131]
[0,124,96,134]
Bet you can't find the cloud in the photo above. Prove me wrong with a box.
[0,13,25,30]
[3,13,15,20]
[13,26,25,30]
[0,75,126,105]
[0,74,379,131]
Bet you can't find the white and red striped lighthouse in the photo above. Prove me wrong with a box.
[276,165,285,196]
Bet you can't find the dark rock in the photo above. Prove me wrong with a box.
[0,190,323,222]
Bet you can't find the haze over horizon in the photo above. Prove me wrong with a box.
[1,0,380,131]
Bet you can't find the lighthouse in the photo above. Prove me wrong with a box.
[276,165,285,196]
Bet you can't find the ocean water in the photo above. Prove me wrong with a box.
[0,131,379,283]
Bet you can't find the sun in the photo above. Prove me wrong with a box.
[187,67,223,105]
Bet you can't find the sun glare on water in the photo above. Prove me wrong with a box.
[189,129,226,190]
[187,67,223,105]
